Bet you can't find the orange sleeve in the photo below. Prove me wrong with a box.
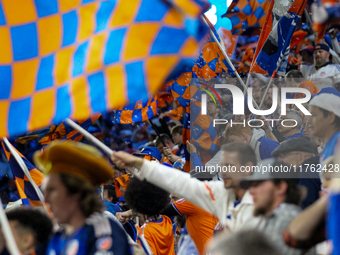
[173,199,196,215]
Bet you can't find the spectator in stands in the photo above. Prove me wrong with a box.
[0,207,53,255]
[308,88,340,164]
[299,46,314,65]
[285,70,320,98]
[239,159,315,255]
[225,125,279,162]
[112,143,260,234]
[272,136,321,209]
[207,229,282,255]
[276,109,304,139]
[34,141,132,255]
[300,43,340,89]
[124,177,175,255]
[163,124,185,163]
[155,134,178,162]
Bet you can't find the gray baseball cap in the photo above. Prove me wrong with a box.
[239,158,296,189]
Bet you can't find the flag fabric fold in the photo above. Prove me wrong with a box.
[1,142,44,207]
[0,0,209,139]
[15,115,101,145]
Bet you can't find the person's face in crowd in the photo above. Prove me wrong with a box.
[308,105,332,138]
[253,91,261,105]
[276,115,297,137]
[314,49,330,67]
[303,116,320,146]
[285,77,300,87]
[301,51,313,65]
[103,190,112,202]
[227,134,246,144]
[248,180,283,216]
[170,194,180,203]
[172,132,182,145]
[207,100,217,117]
[251,80,261,93]
[233,115,245,122]
[264,88,273,107]
[43,173,80,224]
[219,151,249,189]
[221,93,231,104]
[156,144,164,156]
[8,220,35,254]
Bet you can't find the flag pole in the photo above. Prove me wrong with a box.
[148,119,167,147]
[65,118,139,175]
[3,138,48,212]
[200,14,261,110]
[0,198,21,255]
[65,118,113,156]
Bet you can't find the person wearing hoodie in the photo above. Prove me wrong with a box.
[225,125,279,162]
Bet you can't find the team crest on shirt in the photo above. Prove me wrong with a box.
[66,240,79,255]
[96,236,113,251]
[320,72,326,76]
[176,198,185,204]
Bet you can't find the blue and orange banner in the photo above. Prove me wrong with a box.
[250,0,308,76]
[16,115,100,145]
[1,142,44,207]
[114,97,158,124]
[0,0,209,139]
[223,0,272,35]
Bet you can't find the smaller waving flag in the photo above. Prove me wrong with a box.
[16,115,101,145]
[1,142,44,207]
[114,97,158,124]
[223,0,272,35]
[171,26,235,109]
[250,0,307,76]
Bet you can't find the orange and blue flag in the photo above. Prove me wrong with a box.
[0,0,209,139]
[1,142,44,207]
[171,21,234,109]
[223,0,271,35]
[15,115,100,145]
[250,0,308,76]
[114,97,158,124]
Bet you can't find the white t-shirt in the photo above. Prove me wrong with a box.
[300,63,340,89]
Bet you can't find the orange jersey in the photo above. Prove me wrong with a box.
[173,199,217,255]
[139,215,175,255]
[296,80,320,98]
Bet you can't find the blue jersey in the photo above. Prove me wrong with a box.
[46,212,132,255]
[328,193,340,255]
[320,131,340,164]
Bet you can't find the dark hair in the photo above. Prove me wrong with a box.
[104,184,118,204]
[168,121,179,129]
[221,143,257,166]
[59,173,104,217]
[319,108,340,128]
[171,124,183,136]
[7,207,53,247]
[208,229,282,255]
[286,70,304,82]
[155,134,172,147]
[272,179,301,205]
[125,178,169,216]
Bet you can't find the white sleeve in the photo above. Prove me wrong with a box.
[135,160,228,219]
[330,48,340,64]
[332,37,340,55]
